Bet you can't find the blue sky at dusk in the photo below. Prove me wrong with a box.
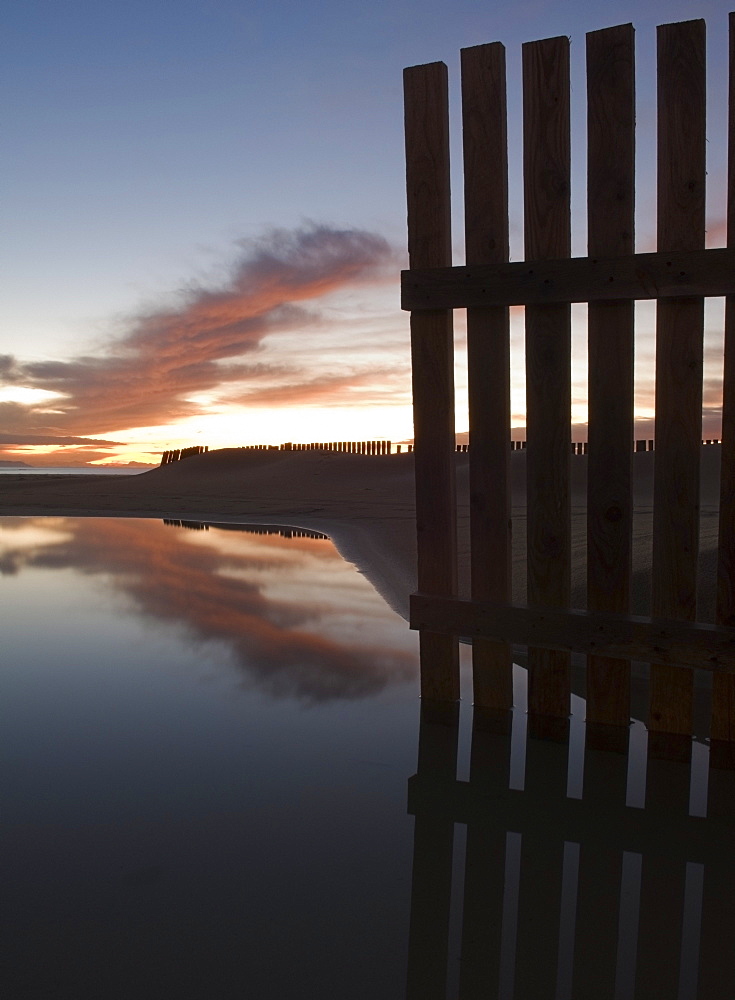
[2,0,732,465]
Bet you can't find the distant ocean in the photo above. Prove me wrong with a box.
[0,467,151,475]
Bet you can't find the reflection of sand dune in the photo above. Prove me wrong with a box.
[0,517,416,702]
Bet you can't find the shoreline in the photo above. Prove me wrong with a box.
[0,445,722,618]
[0,445,723,737]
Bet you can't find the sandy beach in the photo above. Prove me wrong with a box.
[0,445,722,624]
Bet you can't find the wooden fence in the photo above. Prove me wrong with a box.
[403,15,735,748]
[160,445,208,465]
[281,440,394,454]
[406,704,735,999]
[160,441,404,464]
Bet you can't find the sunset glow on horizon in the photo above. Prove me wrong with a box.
[3,0,731,467]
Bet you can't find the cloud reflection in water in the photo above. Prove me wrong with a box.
[0,516,417,703]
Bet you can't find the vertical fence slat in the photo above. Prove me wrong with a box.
[522,36,572,730]
[405,61,459,701]
[649,19,706,741]
[585,24,636,731]
[713,12,735,752]
[461,42,513,710]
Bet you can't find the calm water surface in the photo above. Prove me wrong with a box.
[1,517,732,999]
[0,467,149,474]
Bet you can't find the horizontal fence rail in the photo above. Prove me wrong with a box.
[401,247,735,310]
[410,595,735,673]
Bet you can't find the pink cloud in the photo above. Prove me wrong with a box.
[1,224,396,441]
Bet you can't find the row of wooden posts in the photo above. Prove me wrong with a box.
[226,441,402,454]
[240,440,405,453]
[160,442,412,463]
[160,445,209,465]
[162,518,327,539]
[162,437,722,466]
[280,441,397,454]
[458,438,721,454]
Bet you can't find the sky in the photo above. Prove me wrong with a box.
[2,0,733,466]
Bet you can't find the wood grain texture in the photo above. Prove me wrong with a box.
[409,594,735,673]
[523,34,572,721]
[405,62,452,270]
[400,246,735,309]
[461,42,513,709]
[411,308,459,700]
[650,19,706,735]
[523,37,571,260]
[586,23,635,729]
[404,62,459,700]
[713,12,735,748]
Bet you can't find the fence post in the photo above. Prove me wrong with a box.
[523,34,572,735]
[586,23,636,735]
[650,19,706,747]
[405,59,459,700]
[461,41,513,710]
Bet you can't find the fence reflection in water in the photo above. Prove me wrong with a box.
[405,695,735,1000]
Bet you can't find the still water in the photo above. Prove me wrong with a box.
[0,467,149,474]
[1,517,732,999]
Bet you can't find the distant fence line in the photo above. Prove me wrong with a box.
[280,440,395,454]
[159,440,411,465]
[160,439,722,465]
[162,519,209,531]
[160,445,208,465]
[462,438,724,455]
[162,518,327,540]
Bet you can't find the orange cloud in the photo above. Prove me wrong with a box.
[1,225,396,443]
[706,217,728,248]
[224,366,409,408]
